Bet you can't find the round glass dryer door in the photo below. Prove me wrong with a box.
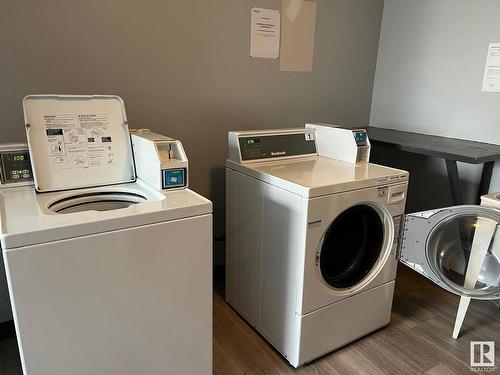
[426,212,500,298]
[319,204,388,289]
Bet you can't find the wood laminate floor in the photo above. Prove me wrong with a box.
[1,265,499,374]
[214,265,500,374]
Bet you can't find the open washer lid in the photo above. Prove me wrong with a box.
[24,95,136,192]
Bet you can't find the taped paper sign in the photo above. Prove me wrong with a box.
[250,7,281,59]
[482,43,500,93]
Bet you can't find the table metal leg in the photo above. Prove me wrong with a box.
[445,159,464,205]
[476,161,495,204]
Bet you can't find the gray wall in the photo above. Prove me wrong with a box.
[371,0,500,211]
[0,0,384,244]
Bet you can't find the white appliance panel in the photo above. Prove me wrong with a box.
[5,215,212,375]
[306,124,371,164]
[293,281,394,367]
[299,183,406,314]
[226,169,304,357]
[227,157,408,198]
[0,184,210,249]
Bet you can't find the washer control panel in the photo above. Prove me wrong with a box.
[0,144,34,187]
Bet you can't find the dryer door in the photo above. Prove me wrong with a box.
[400,206,500,300]
[319,204,386,289]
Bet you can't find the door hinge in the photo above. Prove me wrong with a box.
[395,214,408,260]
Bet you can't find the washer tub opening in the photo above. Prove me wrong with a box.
[48,191,147,214]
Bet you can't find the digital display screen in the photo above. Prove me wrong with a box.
[162,168,186,189]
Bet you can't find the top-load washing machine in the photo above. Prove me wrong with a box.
[225,125,409,367]
[0,95,213,375]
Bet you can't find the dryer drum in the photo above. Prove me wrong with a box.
[426,213,500,297]
[320,204,384,289]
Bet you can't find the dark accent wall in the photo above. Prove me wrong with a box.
[0,0,385,256]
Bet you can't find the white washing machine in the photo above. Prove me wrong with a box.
[225,126,409,367]
[0,95,213,375]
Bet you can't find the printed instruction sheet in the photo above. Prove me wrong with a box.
[44,114,114,170]
[482,43,500,92]
[250,7,281,59]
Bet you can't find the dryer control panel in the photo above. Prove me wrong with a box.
[0,144,34,187]
[228,129,317,163]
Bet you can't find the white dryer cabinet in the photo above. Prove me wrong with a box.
[225,128,408,367]
[226,168,407,367]
[227,126,500,367]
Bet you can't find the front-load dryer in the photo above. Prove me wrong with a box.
[0,95,212,375]
[225,127,408,367]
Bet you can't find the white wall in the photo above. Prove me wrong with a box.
[370,0,500,210]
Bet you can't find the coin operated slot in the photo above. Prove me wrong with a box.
[305,123,371,164]
[162,168,186,189]
[388,185,406,205]
[131,130,188,191]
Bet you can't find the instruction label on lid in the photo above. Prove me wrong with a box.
[44,113,114,170]
[24,95,135,192]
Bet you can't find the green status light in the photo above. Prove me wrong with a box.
[247,139,255,145]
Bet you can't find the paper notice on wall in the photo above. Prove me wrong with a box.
[44,114,114,170]
[482,43,500,92]
[250,7,281,59]
[280,0,317,72]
